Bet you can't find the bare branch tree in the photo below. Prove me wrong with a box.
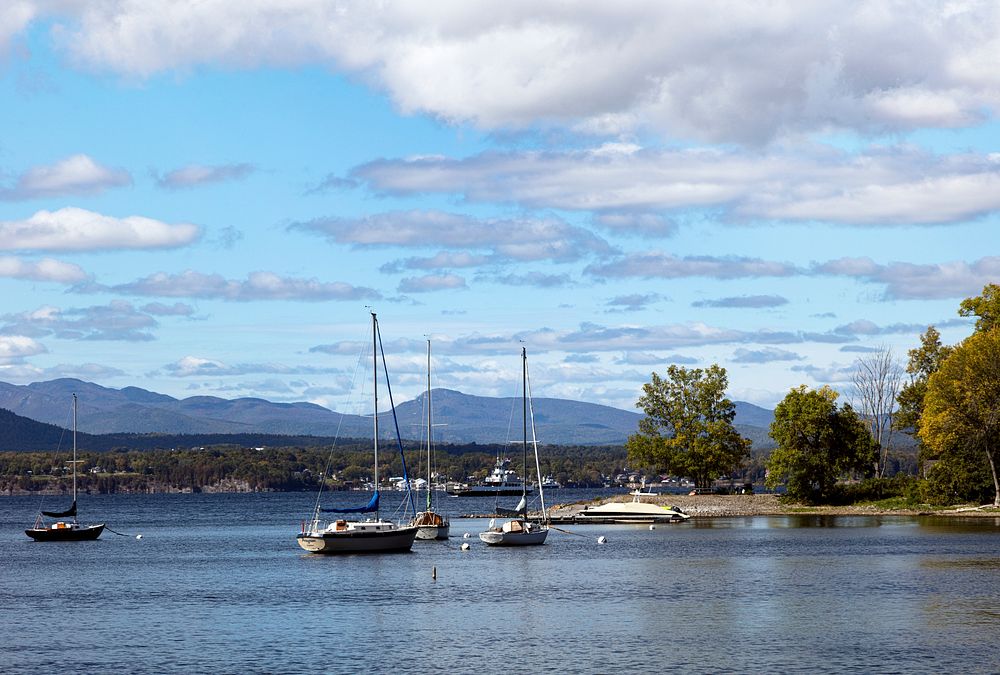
[852,345,904,479]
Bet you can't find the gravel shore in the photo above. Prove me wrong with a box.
[545,493,1000,518]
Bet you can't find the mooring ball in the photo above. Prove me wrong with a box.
[136,534,143,539]
[649,525,656,530]
[461,543,471,551]
[597,536,607,544]
[463,532,471,538]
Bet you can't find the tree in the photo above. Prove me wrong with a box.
[626,364,750,488]
[919,329,1000,507]
[766,386,875,503]
[896,326,953,438]
[851,345,902,478]
[958,283,1000,333]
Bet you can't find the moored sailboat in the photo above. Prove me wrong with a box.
[479,347,549,546]
[297,312,418,554]
[25,394,105,542]
[412,340,450,540]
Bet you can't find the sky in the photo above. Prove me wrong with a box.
[0,1,998,414]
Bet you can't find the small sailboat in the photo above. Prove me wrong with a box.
[411,340,450,540]
[25,394,105,542]
[479,347,549,546]
[297,312,418,554]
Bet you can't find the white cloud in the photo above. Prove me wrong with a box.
[0,154,131,199]
[1,301,159,341]
[40,2,1000,143]
[587,253,797,280]
[94,270,382,302]
[0,256,88,283]
[355,145,1000,226]
[818,256,1000,300]
[155,163,255,189]
[0,334,46,360]
[398,273,467,293]
[0,207,200,251]
[294,209,612,263]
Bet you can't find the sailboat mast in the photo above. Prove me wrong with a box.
[522,347,527,504]
[372,312,379,515]
[72,392,77,509]
[426,339,432,512]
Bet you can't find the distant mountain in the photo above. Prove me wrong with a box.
[0,379,776,447]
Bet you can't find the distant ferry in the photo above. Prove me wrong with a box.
[447,456,533,497]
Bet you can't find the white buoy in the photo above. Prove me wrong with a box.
[463,532,471,538]
[461,543,471,551]
[136,534,143,539]
[597,536,607,544]
[649,524,656,530]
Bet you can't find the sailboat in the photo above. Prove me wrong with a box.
[411,340,450,540]
[479,347,549,546]
[25,394,105,542]
[297,312,419,554]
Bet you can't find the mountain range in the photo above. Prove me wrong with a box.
[0,378,776,448]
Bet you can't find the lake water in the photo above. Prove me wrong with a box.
[2,490,1000,674]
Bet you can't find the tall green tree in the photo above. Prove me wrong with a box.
[958,283,1000,333]
[896,326,953,436]
[919,329,1000,507]
[766,386,875,503]
[626,364,750,488]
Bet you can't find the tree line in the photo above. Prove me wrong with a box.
[0,443,626,494]
[627,284,1000,507]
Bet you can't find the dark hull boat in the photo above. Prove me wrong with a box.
[26,521,105,542]
[26,395,105,542]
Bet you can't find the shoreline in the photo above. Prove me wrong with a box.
[543,493,1000,519]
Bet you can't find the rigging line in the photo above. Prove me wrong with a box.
[104,525,140,538]
[375,318,417,517]
[525,356,547,521]
[311,327,369,523]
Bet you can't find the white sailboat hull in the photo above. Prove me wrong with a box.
[479,523,549,546]
[415,523,451,540]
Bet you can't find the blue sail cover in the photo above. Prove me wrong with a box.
[321,491,379,514]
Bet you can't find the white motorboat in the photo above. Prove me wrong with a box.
[578,495,690,523]
[479,347,549,547]
[297,312,418,554]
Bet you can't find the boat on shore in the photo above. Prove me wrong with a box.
[576,494,690,524]
[296,313,418,554]
[25,394,105,542]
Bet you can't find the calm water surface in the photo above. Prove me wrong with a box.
[2,491,999,674]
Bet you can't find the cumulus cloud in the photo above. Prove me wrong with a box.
[398,273,467,293]
[0,154,131,200]
[1,301,159,341]
[380,251,491,274]
[39,2,1000,143]
[615,351,698,366]
[0,256,88,283]
[88,270,381,302]
[587,253,796,280]
[732,347,804,364]
[155,163,255,189]
[481,271,574,288]
[816,256,1000,300]
[605,293,663,312]
[593,212,677,238]
[692,295,789,309]
[0,334,46,360]
[292,209,611,263]
[0,207,200,252]
[355,145,1000,227]
[140,302,196,317]
[161,356,341,377]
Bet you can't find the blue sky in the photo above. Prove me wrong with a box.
[0,2,997,412]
